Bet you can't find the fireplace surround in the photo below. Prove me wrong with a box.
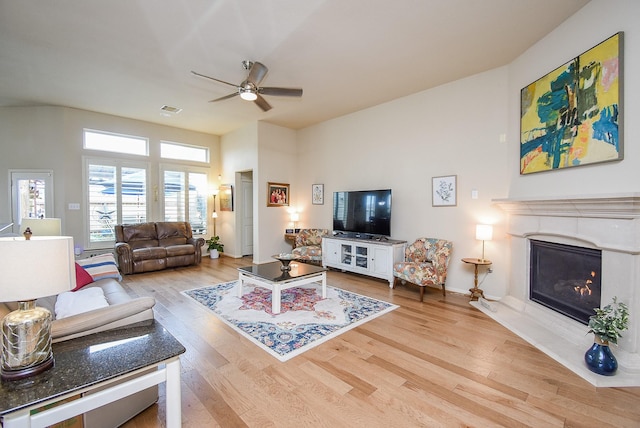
[478,193,640,387]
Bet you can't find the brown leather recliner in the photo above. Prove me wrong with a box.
[115,221,205,274]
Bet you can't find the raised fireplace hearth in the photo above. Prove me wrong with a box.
[480,193,640,387]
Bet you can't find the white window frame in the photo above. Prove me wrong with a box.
[83,129,149,156]
[159,163,209,236]
[83,156,150,249]
[160,140,209,163]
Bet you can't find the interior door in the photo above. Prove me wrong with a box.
[240,172,253,256]
[10,170,54,233]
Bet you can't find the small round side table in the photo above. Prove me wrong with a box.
[461,258,492,301]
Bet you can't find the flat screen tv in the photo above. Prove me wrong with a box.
[333,189,392,237]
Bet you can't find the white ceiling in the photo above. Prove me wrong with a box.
[0,0,589,136]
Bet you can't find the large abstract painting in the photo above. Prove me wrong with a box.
[520,32,623,174]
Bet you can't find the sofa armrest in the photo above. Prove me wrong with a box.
[52,296,156,342]
[187,236,205,263]
[115,242,134,274]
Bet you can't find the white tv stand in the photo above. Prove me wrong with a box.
[322,235,406,287]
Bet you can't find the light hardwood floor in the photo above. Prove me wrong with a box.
[121,256,640,427]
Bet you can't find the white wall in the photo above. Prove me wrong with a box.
[293,0,640,299]
[256,122,297,263]
[220,121,297,262]
[0,106,220,252]
[507,0,640,198]
[296,68,511,297]
[220,123,258,258]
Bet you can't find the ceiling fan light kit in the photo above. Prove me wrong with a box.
[192,60,302,111]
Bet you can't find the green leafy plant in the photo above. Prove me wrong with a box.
[587,296,629,345]
[205,236,224,252]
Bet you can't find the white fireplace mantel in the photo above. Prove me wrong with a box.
[493,192,640,219]
[474,193,640,387]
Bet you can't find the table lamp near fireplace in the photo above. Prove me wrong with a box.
[475,224,493,262]
[0,236,75,381]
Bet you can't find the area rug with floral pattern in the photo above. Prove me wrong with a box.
[182,281,398,361]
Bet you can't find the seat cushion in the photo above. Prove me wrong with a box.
[165,244,195,257]
[393,261,437,286]
[132,247,167,261]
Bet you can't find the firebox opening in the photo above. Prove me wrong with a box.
[529,240,602,325]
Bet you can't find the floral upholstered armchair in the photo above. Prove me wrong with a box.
[392,238,453,302]
[292,229,329,264]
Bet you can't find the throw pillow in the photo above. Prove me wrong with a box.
[76,253,122,281]
[73,263,94,291]
[55,287,109,319]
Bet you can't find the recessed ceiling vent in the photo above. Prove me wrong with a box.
[160,105,182,114]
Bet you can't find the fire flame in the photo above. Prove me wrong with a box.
[574,271,596,297]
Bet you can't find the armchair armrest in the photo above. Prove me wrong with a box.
[115,242,133,275]
[187,236,205,263]
[52,296,156,342]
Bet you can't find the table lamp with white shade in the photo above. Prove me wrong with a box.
[290,212,300,232]
[0,236,76,381]
[475,224,493,262]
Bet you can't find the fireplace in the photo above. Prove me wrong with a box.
[487,194,640,387]
[529,240,601,325]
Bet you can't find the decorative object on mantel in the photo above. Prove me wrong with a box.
[520,32,623,174]
[585,296,629,375]
[205,236,224,259]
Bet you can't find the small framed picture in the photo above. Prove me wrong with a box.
[312,184,324,205]
[432,175,457,207]
[267,182,290,207]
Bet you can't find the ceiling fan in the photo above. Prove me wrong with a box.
[191,61,303,112]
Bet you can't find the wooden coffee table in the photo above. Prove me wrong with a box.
[237,262,327,314]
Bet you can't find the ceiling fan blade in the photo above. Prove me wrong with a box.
[260,87,303,97]
[247,62,268,86]
[191,70,238,88]
[209,92,239,103]
[254,94,272,112]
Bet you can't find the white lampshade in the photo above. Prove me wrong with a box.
[211,211,218,219]
[0,236,75,302]
[475,224,493,241]
[20,218,62,236]
[290,212,300,222]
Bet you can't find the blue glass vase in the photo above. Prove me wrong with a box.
[584,338,618,376]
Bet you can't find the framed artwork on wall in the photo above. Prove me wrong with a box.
[219,184,233,211]
[432,175,457,207]
[312,184,324,205]
[520,32,623,174]
[267,182,289,207]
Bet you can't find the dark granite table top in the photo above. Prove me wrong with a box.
[239,261,326,282]
[0,320,185,415]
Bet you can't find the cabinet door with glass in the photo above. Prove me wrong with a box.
[355,245,369,270]
[340,243,353,266]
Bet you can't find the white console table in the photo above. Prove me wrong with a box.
[322,235,406,286]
